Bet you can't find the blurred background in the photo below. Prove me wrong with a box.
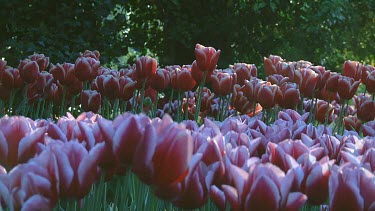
[1,0,374,77]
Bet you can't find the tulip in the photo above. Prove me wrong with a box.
[191,60,213,83]
[337,75,361,100]
[276,61,296,79]
[231,84,254,114]
[134,55,157,80]
[47,82,64,104]
[49,62,76,86]
[0,59,6,75]
[343,115,362,133]
[314,134,341,160]
[150,68,170,91]
[365,70,375,94]
[74,57,100,82]
[356,99,375,122]
[342,60,362,81]
[363,121,375,137]
[28,53,49,72]
[211,72,236,96]
[81,90,101,113]
[18,59,39,83]
[79,49,100,60]
[329,164,375,211]
[277,82,301,109]
[325,72,340,93]
[314,100,334,124]
[300,68,320,98]
[1,67,23,89]
[267,74,290,86]
[233,63,257,86]
[170,67,196,92]
[119,76,136,101]
[264,57,278,76]
[256,82,281,109]
[194,44,221,72]
[222,163,307,210]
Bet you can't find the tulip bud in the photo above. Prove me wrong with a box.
[343,116,362,133]
[343,60,362,81]
[267,74,289,86]
[119,76,136,101]
[150,68,170,91]
[337,75,361,100]
[74,57,100,82]
[233,63,257,86]
[256,82,281,109]
[49,62,76,86]
[277,82,301,109]
[211,72,236,96]
[135,56,157,80]
[1,67,23,89]
[80,50,100,61]
[365,71,375,94]
[170,67,196,92]
[357,99,375,122]
[29,53,50,72]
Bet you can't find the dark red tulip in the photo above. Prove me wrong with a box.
[211,72,236,96]
[277,82,301,109]
[365,70,375,94]
[194,44,221,72]
[191,60,213,83]
[79,50,100,61]
[300,68,320,98]
[337,75,361,100]
[343,115,362,133]
[135,56,157,80]
[343,60,362,81]
[276,61,296,79]
[264,57,278,76]
[74,57,100,82]
[29,53,50,72]
[119,76,136,101]
[314,100,334,124]
[233,63,257,86]
[256,82,281,109]
[231,84,254,114]
[150,68,170,91]
[1,67,23,89]
[49,62,76,86]
[46,82,64,104]
[357,99,375,122]
[267,74,290,86]
[325,72,340,93]
[196,87,215,112]
[81,90,101,113]
[18,59,39,83]
[170,67,196,91]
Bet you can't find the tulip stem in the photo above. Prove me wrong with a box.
[216,96,223,121]
[138,80,147,114]
[60,86,67,117]
[177,90,182,122]
[185,93,189,120]
[113,98,120,118]
[195,71,208,122]
[324,95,331,126]
[169,89,174,114]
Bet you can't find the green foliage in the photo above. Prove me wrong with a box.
[1,0,374,72]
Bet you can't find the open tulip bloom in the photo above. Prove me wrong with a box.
[0,47,375,211]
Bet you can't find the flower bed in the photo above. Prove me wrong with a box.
[0,45,374,210]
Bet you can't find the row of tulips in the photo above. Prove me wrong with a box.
[0,46,374,135]
[0,109,374,210]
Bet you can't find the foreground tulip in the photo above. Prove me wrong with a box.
[222,163,307,210]
[132,115,193,187]
[329,164,375,211]
[194,44,221,72]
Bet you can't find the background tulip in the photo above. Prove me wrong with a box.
[18,59,39,84]
[194,44,221,72]
[135,56,157,80]
[81,90,101,113]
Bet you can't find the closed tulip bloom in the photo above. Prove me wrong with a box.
[300,68,320,98]
[343,116,362,133]
[277,82,301,109]
[337,75,361,100]
[194,44,221,72]
[18,59,39,83]
[135,55,157,80]
[49,62,76,86]
[365,71,375,94]
[1,67,23,89]
[170,67,196,92]
[264,57,278,76]
[80,50,100,61]
[276,61,296,79]
[343,60,362,81]
[150,68,170,91]
[74,57,100,82]
[325,72,340,93]
[256,82,281,109]
[191,60,213,84]
[233,63,257,86]
[81,90,101,113]
[231,84,254,114]
[211,72,236,96]
[102,75,120,99]
[314,100,334,124]
[29,53,50,72]
[357,99,375,122]
[119,76,136,101]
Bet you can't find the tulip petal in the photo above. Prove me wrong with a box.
[18,127,45,163]
[210,185,226,210]
[245,176,281,211]
[285,192,308,210]
[222,184,240,210]
[21,194,51,211]
[0,131,8,164]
